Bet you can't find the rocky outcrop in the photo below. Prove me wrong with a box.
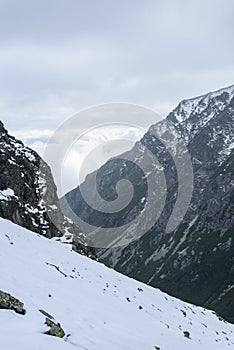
[0,290,26,315]
[44,317,65,338]
[0,121,95,259]
[39,310,65,338]
[61,85,234,322]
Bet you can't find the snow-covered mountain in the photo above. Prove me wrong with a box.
[167,84,234,162]
[0,120,95,258]
[0,217,234,350]
[61,85,234,322]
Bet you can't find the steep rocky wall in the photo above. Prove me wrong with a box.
[0,121,95,259]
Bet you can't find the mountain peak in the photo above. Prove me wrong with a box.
[171,84,234,124]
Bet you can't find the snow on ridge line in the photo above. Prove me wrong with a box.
[179,84,234,109]
[174,84,234,123]
[0,216,233,350]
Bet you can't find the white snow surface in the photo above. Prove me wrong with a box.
[0,188,18,200]
[0,217,233,350]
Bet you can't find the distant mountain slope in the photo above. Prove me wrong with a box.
[61,85,234,322]
[0,121,95,258]
[0,217,234,350]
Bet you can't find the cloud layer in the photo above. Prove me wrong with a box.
[0,0,233,192]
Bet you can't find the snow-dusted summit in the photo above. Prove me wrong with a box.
[167,84,234,157]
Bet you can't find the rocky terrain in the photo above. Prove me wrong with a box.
[61,85,234,323]
[0,121,95,258]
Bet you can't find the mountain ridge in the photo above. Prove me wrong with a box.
[61,85,234,322]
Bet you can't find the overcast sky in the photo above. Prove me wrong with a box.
[0,0,234,192]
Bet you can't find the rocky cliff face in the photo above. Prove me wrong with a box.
[0,121,95,258]
[61,85,234,322]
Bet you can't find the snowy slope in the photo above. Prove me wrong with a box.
[0,217,234,350]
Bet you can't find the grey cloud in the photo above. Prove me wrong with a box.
[0,0,233,133]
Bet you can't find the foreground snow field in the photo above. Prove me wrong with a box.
[0,217,233,350]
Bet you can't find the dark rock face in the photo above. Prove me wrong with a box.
[0,121,95,259]
[61,85,234,322]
